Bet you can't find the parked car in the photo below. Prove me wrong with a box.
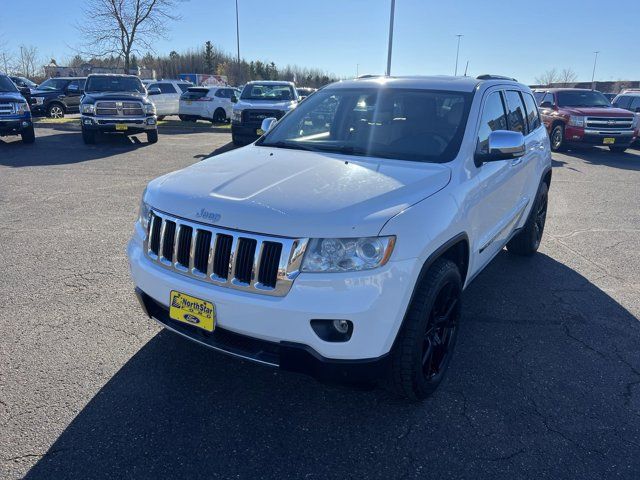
[80,74,158,144]
[231,81,299,145]
[128,75,551,400]
[9,76,38,91]
[30,77,86,118]
[533,88,638,153]
[145,79,192,119]
[0,74,35,143]
[178,86,237,123]
[612,91,640,144]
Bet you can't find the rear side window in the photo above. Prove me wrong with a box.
[477,91,508,155]
[181,88,209,100]
[614,95,632,109]
[630,97,640,111]
[504,90,527,134]
[522,92,541,132]
[158,83,177,94]
[177,83,191,93]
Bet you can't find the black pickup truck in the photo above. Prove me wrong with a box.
[79,74,158,144]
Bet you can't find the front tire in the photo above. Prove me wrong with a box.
[212,108,226,124]
[82,128,96,144]
[609,146,627,153]
[47,103,65,119]
[550,124,566,152]
[21,125,35,144]
[147,129,159,144]
[507,182,549,256]
[390,258,462,400]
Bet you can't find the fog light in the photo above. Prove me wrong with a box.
[83,118,93,125]
[147,118,156,125]
[21,121,29,127]
[310,319,353,342]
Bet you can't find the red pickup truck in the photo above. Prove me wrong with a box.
[533,88,638,153]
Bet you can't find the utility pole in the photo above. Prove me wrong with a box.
[235,0,240,62]
[356,63,359,77]
[386,0,395,76]
[591,51,599,90]
[454,34,463,76]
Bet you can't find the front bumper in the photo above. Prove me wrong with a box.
[231,123,262,139]
[127,222,418,367]
[564,125,636,147]
[0,115,32,135]
[81,115,157,133]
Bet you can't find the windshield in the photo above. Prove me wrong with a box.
[258,87,472,163]
[17,77,37,88]
[0,76,19,93]
[85,76,145,93]
[37,79,70,91]
[557,90,610,108]
[241,84,295,101]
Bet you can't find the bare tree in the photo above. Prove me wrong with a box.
[17,45,40,78]
[559,68,577,87]
[0,35,13,74]
[535,68,560,86]
[77,0,183,73]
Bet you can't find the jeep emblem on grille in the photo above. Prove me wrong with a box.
[195,208,222,223]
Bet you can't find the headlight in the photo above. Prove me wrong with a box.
[138,189,151,230]
[232,109,243,123]
[568,116,585,127]
[144,103,156,114]
[81,104,95,114]
[633,115,639,128]
[34,97,44,105]
[301,236,396,273]
[15,102,30,113]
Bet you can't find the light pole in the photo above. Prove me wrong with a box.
[454,34,463,76]
[386,0,395,76]
[235,0,240,62]
[591,51,599,90]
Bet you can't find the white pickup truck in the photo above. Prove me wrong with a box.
[128,75,552,400]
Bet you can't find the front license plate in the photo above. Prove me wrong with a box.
[256,128,264,135]
[603,137,615,144]
[169,291,216,332]
[115,124,128,131]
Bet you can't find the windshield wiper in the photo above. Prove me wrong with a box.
[263,141,321,152]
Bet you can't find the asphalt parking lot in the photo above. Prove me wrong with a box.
[1,127,640,479]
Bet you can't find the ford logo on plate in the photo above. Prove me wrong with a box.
[183,314,200,324]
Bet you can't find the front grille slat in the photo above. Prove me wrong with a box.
[95,100,144,117]
[143,210,303,296]
[585,116,634,130]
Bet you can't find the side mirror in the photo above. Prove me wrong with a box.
[260,117,277,134]
[231,95,238,103]
[475,130,526,166]
[19,86,30,97]
[147,87,161,96]
[539,101,553,109]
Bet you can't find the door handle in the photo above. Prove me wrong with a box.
[511,157,523,166]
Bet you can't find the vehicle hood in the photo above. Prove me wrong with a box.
[0,92,24,102]
[562,106,634,117]
[145,145,452,238]
[234,99,297,111]
[82,92,150,104]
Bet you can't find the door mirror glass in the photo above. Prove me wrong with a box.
[147,87,161,96]
[260,117,277,134]
[476,130,526,164]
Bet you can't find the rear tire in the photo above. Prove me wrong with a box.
[507,182,549,256]
[609,146,627,153]
[147,129,159,144]
[212,108,226,124]
[550,124,566,152]
[21,125,35,144]
[82,128,96,145]
[47,103,65,119]
[389,258,462,400]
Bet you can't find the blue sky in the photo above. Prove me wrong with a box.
[1,0,638,84]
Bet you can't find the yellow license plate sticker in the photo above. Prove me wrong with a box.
[603,137,615,144]
[169,291,216,332]
[115,124,128,131]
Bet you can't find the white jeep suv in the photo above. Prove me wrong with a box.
[128,75,551,399]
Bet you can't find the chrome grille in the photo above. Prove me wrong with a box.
[145,210,308,296]
[95,100,144,116]
[243,109,284,124]
[0,103,15,115]
[585,116,634,131]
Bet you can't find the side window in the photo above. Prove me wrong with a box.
[533,91,545,105]
[159,83,177,94]
[177,83,190,93]
[522,92,541,132]
[504,90,527,134]
[214,89,225,98]
[541,93,555,107]
[147,83,159,92]
[630,97,640,111]
[477,91,508,155]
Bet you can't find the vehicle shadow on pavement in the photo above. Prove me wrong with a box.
[23,252,640,479]
[557,146,640,171]
[194,141,239,160]
[0,132,150,167]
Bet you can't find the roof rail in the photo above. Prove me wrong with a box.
[356,74,381,79]
[477,74,518,82]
